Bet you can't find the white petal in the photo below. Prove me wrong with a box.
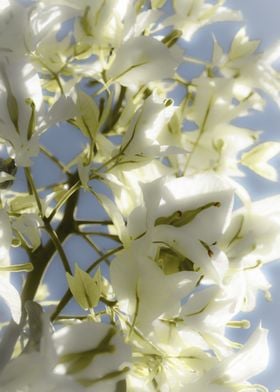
[0,277,21,324]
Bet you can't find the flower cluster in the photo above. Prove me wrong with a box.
[0,0,279,391]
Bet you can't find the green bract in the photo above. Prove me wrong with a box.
[66,265,101,310]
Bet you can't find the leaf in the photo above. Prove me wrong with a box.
[154,201,221,227]
[66,265,101,310]
[151,0,167,8]
[95,192,129,246]
[9,195,38,214]
[0,263,33,272]
[241,142,280,181]
[76,90,99,140]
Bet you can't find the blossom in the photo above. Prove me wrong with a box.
[213,27,280,107]
[0,58,42,167]
[111,238,199,335]
[164,0,241,41]
[54,322,131,391]
[107,36,180,89]
[0,317,131,392]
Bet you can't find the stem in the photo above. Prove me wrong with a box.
[103,85,127,133]
[40,146,71,175]
[47,180,80,221]
[76,219,113,226]
[183,97,213,174]
[43,218,72,274]
[0,174,80,370]
[21,172,80,306]
[78,230,120,242]
[24,167,44,217]
[80,235,113,266]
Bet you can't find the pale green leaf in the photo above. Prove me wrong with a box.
[229,28,260,61]
[0,263,33,272]
[66,265,101,310]
[9,195,38,214]
[76,90,99,139]
[241,142,280,181]
[151,0,167,8]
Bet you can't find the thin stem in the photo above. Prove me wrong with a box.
[79,234,114,266]
[183,97,213,174]
[43,218,72,274]
[86,245,123,274]
[37,180,69,193]
[24,167,44,217]
[40,146,71,175]
[80,234,100,253]
[21,172,80,306]
[47,180,80,221]
[78,230,120,242]
[103,85,127,133]
[25,167,72,273]
[0,174,80,369]
[76,219,113,226]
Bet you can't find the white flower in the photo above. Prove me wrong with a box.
[164,0,241,41]
[114,96,183,164]
[54,321,131,391]
[178,77,263,177]
[126,173,234,283]
[0,208,12,265]
[214,27,280,107]
[110,237,199,335]
[0,208,21,324]
[215,326,269,385]
[0,58,43,167]
[107,36,180,89]
[221,195,280,311]
[0,277,21,324]
[0,318,131,392]
[0,313,80,391]
[182,326,268,391]
[222,196,280,264]
[105,160,174,218]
